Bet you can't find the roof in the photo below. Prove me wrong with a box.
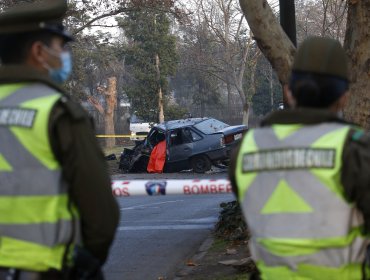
[155,118,210,130]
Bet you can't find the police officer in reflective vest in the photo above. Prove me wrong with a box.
[230,36,370,279]
[0,1,119,279]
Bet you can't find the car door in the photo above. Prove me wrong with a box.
[167,128,193,164]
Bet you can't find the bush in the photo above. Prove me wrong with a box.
[215,200,249,241]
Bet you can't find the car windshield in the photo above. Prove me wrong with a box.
[193,119,229,134]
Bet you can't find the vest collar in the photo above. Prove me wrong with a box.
[0,65,65,94]
[261,108,350,126]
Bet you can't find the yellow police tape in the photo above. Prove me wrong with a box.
[96,135,146,138]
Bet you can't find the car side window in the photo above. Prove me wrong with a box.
[182,128,193,143]
[189,129,202,142]
[170,129,183,146]
[170,128,202,146]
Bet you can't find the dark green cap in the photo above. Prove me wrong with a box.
[292,36,348,80]
[0,0,73,41]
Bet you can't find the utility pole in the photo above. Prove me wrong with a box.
[279,0,297,47]
[279,0,297,108]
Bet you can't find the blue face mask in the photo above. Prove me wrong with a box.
[43,45,72,84]
[48,52,72,84]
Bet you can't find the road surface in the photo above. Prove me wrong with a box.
[103,170,233,280]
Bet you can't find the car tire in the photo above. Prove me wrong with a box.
[191,155,211,173]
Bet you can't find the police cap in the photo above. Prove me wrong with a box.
[292,36,349,81]
[0,0,73,42]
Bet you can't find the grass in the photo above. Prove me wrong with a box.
[209,238,229,252]
[102,145,133,156]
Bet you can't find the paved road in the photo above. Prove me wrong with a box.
[103,190,234,280]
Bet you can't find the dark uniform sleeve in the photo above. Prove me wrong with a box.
[49,98,120,264]
[342,129,370,233]
[228,142,242,200]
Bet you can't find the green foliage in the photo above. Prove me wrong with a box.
[164,103,188,121]
[118,4,179,122]
[65,34,124,102]
[251,56,283,116]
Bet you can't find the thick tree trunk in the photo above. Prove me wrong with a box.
[343,0,370,129]
[239,0,296,86]
[105,77,117,148]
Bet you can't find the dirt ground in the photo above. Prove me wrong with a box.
[174,237,251,280]
[106,155,253,280]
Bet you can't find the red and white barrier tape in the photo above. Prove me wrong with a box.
[112,179,232,197]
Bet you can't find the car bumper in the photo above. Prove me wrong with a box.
[205,141,240,162]
[205,147,230,161]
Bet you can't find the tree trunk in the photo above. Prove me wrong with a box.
[199,80,205,118]
[242,102,250,125]
[239,0,296,86]
[343,0,370,129]
[155,53,165,123]
[270,64,274,110]
[226,81,233,122]
[105,77,117,148]
[223,1,233,122]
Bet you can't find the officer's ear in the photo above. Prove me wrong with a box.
[26,40,48,70]
[283,84,296,108]
[338,91,349,109]
[330,91,349,113]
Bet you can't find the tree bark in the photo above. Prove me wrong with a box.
[226,81,233,122]
[343,0,370,129]
[87,77,117,148]
[242,102,250,125]
[270,64,274,110]
[104,77,117,148]
[239,0,296,87]
[199,79,206,118]
[155,53,165,123]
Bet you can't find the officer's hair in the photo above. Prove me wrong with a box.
[0,31,53,64]
[289,72,349,108]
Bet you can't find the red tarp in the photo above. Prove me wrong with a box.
[147,140,166,173]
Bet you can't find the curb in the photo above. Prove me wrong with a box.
[173,235,214,279]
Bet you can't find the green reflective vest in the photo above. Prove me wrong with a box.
[0,83,79,271]
[236,123,368,280]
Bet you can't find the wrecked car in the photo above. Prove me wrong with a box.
[119,117,248,173]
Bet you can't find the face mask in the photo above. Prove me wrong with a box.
[43,46,72,84]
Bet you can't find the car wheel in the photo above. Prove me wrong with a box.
[191,155,211,173]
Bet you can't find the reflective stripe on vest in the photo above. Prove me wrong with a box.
[236,123,368,276]
[0,84,77,271]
